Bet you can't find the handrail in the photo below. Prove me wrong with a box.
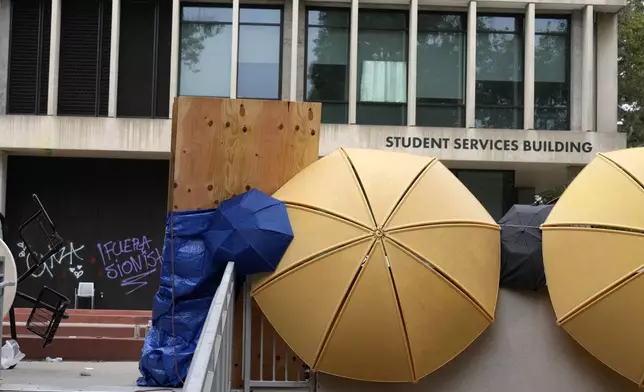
[184,262,236,392]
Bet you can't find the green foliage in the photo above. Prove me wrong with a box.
[619,0,644,146]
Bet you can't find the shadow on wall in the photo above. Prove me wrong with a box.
[317,289,639,392]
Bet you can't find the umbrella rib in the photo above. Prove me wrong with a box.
[340,148,378,228]
[283,202,374,232]
[380,239,418,381]
[313,239,378,369]
[381,158,436,229]
[386,235,494,322]
[600,152,644,193]
[387,220,501,233]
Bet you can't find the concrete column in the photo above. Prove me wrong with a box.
[47,0,62,116]
[569,11,582,131]
[596,12,618,133]
[581,5,594,132]
[465,1,477,128]
[108,0,121,117]
[168,0,180,117]
[348,0,358,124]
[230,0,240,98]
[289,0,299,101]
[407,0,418,126]
[0,0,10,114]
[0,152,7,217]
[523,3,535,130]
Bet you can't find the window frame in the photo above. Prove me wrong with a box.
[178,2,234,99]
[303,6,351,124]
[416,10,467,128]
[355,8,410,126]
[534,14,571,131]
[236,4,284,100]
[475,12,525,129]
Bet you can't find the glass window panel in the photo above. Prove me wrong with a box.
[535,34,566,83]
[307,27,349,101]
[476,33,523,82]
[238,24,281,99]
[456,171,506,221]
[476,80,524,106]
[475,107,523,129]
[418,13,463,31]
[179,23,232,97]
[535,108,569,130]
[416,105,464,127]
[358,30,407,103]
[535,82,568,107]
[182,6,232,23]
[535,18,568,33]
[417,32,464,100]
[321,102,348,123]
[308,9,349,27]
[356,103,406,125]
[477,16,519,32]
[240,8,281,24]
[359,12,407,30]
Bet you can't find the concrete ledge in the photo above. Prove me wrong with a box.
[0,115,628,165]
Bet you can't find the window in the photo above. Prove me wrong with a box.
[475,15,523,129]
[237,7,283,99]
[117,0,172,118]
[57,0,112,116]
[416,13,465,127]
[306,8,350,124]
[452,170,515,221]
[7,0,51,114]
[534,17,570,130]
[357,10,408,126]
[179,5,233,97]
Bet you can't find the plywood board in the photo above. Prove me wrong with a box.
[170,97,321,211]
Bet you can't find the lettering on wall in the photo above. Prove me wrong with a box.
[17,241,86,279]
[96,236,162,295]
[384,136,594,153]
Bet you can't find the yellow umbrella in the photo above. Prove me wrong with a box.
[251,147,500,382]
[542,147,644,387]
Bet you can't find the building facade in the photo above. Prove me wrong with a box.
[0,0,627,309]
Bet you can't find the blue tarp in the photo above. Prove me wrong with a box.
[137,209,227,387]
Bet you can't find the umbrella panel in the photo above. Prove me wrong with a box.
[386,240,491,380]
[388,224,500,317]
[253,238,375,366]
[561,271,644,386]
[544,155,644,230]
[542,228,644,320]
[601,147,644,186]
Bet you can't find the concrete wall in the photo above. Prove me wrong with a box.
[317,289,641,392]
[0,0,10,115]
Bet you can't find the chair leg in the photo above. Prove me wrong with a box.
[91,296,94,310]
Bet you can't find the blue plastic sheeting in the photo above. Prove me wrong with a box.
[137,209,227,387]
[211,189,294,276]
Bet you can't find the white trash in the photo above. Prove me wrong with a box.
[45,356,63,362]
[1,339,25,369]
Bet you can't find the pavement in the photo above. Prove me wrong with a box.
[0,361,180,392]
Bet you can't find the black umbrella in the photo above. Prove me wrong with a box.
[498,204,554,290]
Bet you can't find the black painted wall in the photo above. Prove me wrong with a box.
[5,156,168,310]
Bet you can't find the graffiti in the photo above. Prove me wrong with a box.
[17,241,85,279]
[96,236,162,295]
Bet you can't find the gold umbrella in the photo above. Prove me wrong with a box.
[251,148,500,382]
[542,147,644,387]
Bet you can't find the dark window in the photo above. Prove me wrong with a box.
[416,12,465,127]
[57,0,112,116]
[357,10,408,126]
[179,5,233,97]
[305,8,350,124]
[475,15,524,129]
[452,169,515,221]
[534,17,570,130]
[7,0,51,114]
[117,0,172,118]
[237,7,283,99]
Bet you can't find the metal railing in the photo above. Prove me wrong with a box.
[243,283,313,391]
[184,262,236,392]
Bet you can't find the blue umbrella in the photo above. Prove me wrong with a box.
[209,189,294,276]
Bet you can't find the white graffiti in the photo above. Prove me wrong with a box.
[17,242,85,279]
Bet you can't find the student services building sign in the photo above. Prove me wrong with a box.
[318,124,627,164]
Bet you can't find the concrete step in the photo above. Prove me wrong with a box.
[2,322,148,339]
[2,334,145,361]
